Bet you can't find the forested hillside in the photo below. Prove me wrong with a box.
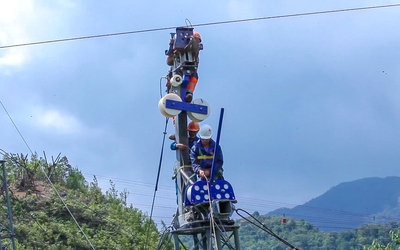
[268,177,400,232]
[1,152,400,249]
[237,212,400,249]
[0,152,173,250]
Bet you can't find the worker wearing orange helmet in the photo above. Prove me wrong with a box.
[165,30,203,102]
[166,33,177,66]
[170,121,200,204]
[170,121,200,150]
[183,31,202,102]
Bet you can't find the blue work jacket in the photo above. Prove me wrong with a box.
[190,139,223,179]
[170,136,199,150]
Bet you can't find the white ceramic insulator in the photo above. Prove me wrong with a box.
[188,98,210,122]
[158,93,182,118]
[186,185,193,201]
[170,74,182,87]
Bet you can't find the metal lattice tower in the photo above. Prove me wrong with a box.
[0,160,17,250]
[158,27,240,250]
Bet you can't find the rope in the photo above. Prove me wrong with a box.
[175,165,196,183]
[204,176,218,249]
[155,226,173,250]
[0,101,96,249]
[185,19,193,28]
[211,220,237,250]
[159,76,167,98]
[0,101,33,154]
[235,208,300,250]
[145,117,169,250]
[202,177,237,249]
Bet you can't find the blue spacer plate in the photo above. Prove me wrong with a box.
[174,27,194,50]
[165,99,208,114]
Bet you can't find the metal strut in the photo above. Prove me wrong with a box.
[0,160,17,250]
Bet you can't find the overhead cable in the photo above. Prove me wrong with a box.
[0,101,97,250]
[0,3,399,49]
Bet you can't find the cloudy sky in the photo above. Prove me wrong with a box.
[1,0,400,225]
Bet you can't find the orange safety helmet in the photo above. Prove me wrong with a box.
[193,31,202,42]
[187,121,200,132]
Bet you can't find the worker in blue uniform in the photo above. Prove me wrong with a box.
[170,121,200,203]
[190,124,224,180]
[170,121,199,150]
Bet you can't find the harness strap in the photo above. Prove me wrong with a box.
[197,155,214,160]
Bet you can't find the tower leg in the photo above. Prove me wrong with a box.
[173,234,180,250]
[233,228,241,249]
[204,230,211,250]
[192,234,200,250]
[215,230,222,249]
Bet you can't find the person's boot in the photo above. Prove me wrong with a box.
[169,134,176,140]
[166,55,174,66]
[185,92,193,102]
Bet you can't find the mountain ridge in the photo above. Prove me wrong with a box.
[267,176,400,231]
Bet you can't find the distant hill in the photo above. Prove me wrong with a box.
[267,176,400,232]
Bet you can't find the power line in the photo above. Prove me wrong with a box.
[86,173,396,222]
[0,3,399,49]
[0,101,33,154]
[193,3,400,27]
[2,4,398,241]
[0,101,97,250]
[2,98,398,234]
[0,26,175,49]
[86,173,399,218]
[83,172,400,226]
[1,152,391,233]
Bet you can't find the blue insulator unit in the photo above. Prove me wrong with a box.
[173,27,194,50]
[180,75,190,100]
[184,180,236,206]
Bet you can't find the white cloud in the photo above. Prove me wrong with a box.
[0,1,34,24]
[227,0,260,19]
[32,108,83,135]
[57,0,78,9]
[0,0,79,70]
[0,1,35,68]
[0,49,25,66]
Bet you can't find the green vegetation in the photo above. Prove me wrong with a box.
[237,213,400,250]
[364,230,400,250]
[1,152,399,249]
[0,152,172,250]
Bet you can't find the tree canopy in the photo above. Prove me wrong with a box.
[0,152,172,250]
[0,152,399,249]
